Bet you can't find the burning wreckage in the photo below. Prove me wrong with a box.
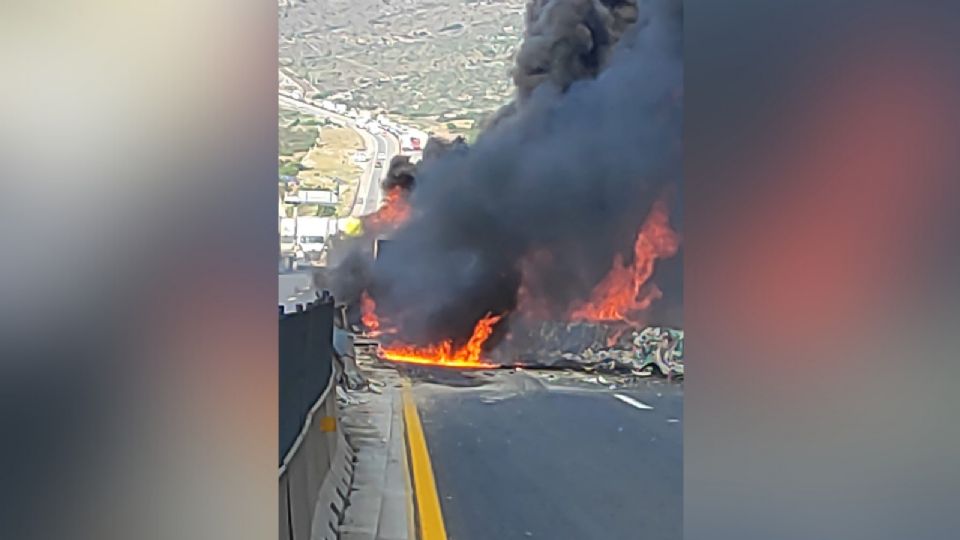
[326,0,684,379]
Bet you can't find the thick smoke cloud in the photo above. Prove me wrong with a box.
[486,0,644,129]
[381,155,417,192]
[368,0,682,347]
[515,0,641,99]
[379,136,469,195]
[421,135,468,164]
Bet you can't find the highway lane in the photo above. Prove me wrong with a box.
[357,131,401,215]
[278,270,317,312]
[358,132,402,214]
[375,131,399,211]
[412,376,682,540]
[359,134,387,215]
[278,93,400,218]
[278,94,382,215]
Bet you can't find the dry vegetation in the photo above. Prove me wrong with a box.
[279,0,525,135]
[279,105,365,216]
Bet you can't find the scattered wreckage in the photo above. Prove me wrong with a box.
[493,322,684,379]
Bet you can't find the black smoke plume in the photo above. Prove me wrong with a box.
[487,0,644,129]
[381,155,417,193]
[366,0,682,348]
[422,135,468,164]
[515,0,641,99]
[379,136,469,195]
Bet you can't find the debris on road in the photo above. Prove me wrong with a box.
[349,318,684,394]
[494,323,684,379]
[336,385,368,406]
[333,327,370,390]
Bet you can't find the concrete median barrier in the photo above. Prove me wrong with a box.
[280,297,358,540]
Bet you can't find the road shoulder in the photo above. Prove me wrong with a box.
[339,357,415,540]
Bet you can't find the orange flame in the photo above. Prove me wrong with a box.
[368,187,411,230]
[570,200,679,323]
[379,313,503,368]
[360,291,379,334]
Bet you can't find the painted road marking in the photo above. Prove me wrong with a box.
[403,433,417,540]
[402,385,448,540]
[613,393,654,410]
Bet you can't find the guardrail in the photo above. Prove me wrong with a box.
[279,294,355,540]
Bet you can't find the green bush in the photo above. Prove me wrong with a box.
[279,162,303,177]
[279,125,319,155]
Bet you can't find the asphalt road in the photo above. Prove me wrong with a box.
[359,133,390,215]
[413,377,682,540]
[278,270,317,312]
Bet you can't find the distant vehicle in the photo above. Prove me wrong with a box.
[357,197,365,205]
[296,217,334,264]
[377,152,386,160]
[280,218,297,254]
[401,132,425,151]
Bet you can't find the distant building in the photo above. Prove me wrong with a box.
[285,189,338,206]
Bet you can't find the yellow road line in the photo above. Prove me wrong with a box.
[402,385,448,540]
[400,406,416,540]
